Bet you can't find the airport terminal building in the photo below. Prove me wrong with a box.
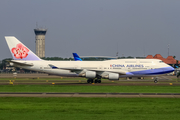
[146,54,180,67]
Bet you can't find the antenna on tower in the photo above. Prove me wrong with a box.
[168,44,170,56]
[36,22,38,28]
[143,48,145,57]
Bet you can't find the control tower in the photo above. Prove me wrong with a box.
[34,28,47,58]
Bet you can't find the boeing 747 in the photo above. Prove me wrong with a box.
[5,36,174,83]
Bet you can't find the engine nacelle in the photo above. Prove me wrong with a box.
[108,73,119,80]
[85,71,96,78]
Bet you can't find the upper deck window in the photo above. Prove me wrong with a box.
[140,61,151,63]
[159,61,164,63]
[125,61,136,63]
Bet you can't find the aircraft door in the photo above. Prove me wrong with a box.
[128,67,131,72]
[136,60,140,65]
[99,65,103,70]
[151,61,155,72]
[40,65,44,72]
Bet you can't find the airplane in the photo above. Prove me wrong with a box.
[73,53,82,61]
[5,36,174,83]
[72,53,117,61]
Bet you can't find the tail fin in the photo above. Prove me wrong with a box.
[73,53,82,61]
[5,36,41,60]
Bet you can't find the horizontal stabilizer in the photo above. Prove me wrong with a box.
[9,60,33,66]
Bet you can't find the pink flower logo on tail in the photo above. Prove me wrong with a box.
[11,43,29,59]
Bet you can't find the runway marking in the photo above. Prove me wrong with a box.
[0,93,180,98]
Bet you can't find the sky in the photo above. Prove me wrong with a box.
[0,0,180,60]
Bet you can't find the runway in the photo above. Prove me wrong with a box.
[0,74,180,98]
[1,81,180,86]
[0,92,180,98]
[1,78,180,86]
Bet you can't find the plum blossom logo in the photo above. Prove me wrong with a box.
[11,43,29,59]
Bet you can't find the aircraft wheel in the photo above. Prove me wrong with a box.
[98,80,101,83]
[91,79,94,83]
[95,79,98,83]
[154,79,158,83]
[87,79,90,83]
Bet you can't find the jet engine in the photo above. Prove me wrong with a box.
[85,71,96,78]
[108,73,119,80]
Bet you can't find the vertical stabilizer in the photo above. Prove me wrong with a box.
[5,36,41,60]
[73,53,82,61]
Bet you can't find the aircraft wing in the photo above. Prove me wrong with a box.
[62,67,126,75]
[49,64,126,75]
[49,64,82,72]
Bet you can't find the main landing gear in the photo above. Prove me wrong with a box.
[87,78,101,83]
[87,78,93,83]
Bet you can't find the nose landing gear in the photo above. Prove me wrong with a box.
[154,77,158,83]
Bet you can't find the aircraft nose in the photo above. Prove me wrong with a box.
[169,66,175,72]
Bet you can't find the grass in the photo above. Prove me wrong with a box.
[0,85,180,93]
[0,77,179,120]
[0,97,180,120]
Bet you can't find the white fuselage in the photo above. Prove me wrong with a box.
[12,59,174,78]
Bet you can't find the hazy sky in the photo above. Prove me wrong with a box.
[0,0,180,60]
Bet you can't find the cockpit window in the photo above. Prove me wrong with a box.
[159,61,164,63]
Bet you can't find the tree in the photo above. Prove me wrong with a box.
[0,58,12,70]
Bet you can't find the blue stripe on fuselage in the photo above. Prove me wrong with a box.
[128,67,174,75]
